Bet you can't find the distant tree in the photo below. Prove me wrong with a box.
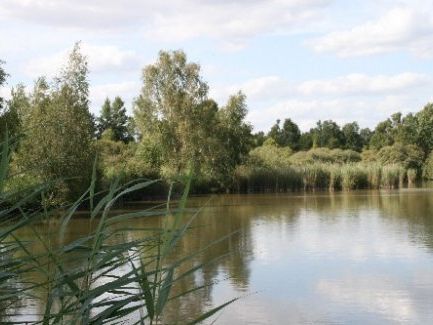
[369,119,394,150]
[252,131,266,148]
[298,132,313,150]
[312,120,344,149]
[97,96,133,143]
[415,103,433,155]
[342,122,363,151]
[360,128,373,148]
[16,43,95,202]
[268,118,300,149]
[394,113,418,145]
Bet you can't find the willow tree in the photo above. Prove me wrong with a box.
[134,50,213,178]
[16,43,95,202]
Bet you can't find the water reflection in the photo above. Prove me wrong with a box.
[11,188,433,324]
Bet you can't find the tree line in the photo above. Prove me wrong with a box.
[1,43,433,202]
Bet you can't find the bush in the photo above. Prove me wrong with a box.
[290,148,361,165]
[248,139,293,169]
[377,143,424,169]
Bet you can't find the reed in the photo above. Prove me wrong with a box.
[381,164,402,189]
[0,136,236,324]
[340,164,368,190]
[364,163,382,189]
[407,168,417,186]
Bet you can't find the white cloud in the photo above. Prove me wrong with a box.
[214,72,431,103]
[296,73,431,96]
[0,0,331,49]
[231,72,433,131]
[23,43,140,78]
[310,6,433,57]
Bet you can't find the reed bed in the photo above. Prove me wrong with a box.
[235,162,413,193]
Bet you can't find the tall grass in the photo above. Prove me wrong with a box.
[0,136,237,324]
[340,164,368,190]
[235,162,413,193]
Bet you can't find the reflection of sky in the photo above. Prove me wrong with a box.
[208,190,433,324]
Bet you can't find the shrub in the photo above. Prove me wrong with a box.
[248,139,293,169]
[377,143,424,169]
[290,148,361,165]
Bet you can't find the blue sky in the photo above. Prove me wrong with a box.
[1,0,433,131]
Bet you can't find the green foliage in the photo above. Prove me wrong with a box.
[342,122,363,151]
[214,92,253,186]
[415,103,433,154]
[376,143,424,169]
[361,149,377,162]
[289,148,361,165]
[311,120,345,149]
[15,43,95,203]
[340,164,368,190]
[134,50,210,176]
[369,119,394,149]
[248,139,293,169]
[0,62,20,142]
[97,96,133,143]
[252,131,266,148]
[0,143,236,323]
[381,164,405,189]
[298,132,313,150]
[268,118,300,149]
[422,150,433,180]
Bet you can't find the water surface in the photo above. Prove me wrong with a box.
[12,188,433,324]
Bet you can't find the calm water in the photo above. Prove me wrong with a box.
[11,188,433,324]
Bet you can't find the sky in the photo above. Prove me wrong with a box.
[1,0,433,132]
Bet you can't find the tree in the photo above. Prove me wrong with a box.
[369,119,394,150]
[395,113,418,145]
[252,131,266,148]
[16,43,95,202]
[268,118,300,149]
[360,128,373,148]
[298,132,313,150]
[311,120,344,149]
[415,103,433,155]
[215,92,252,185]
[134,50,212,177]
[342,122,363,151]
[97,96,133,143]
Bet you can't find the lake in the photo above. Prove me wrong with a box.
[11,188,433,324]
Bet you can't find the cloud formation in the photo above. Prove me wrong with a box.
[0,0,331,48]
[24,43,141,78]
[310,6,433,57]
